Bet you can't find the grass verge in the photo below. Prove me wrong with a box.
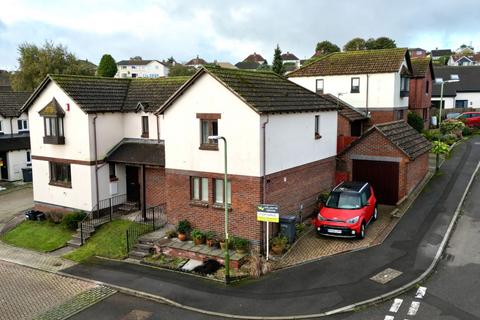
[1,220,73,252]
[64,220,140,262]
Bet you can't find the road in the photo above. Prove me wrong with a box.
[0,186,33,232]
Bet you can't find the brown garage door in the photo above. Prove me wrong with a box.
[352,159,399,205]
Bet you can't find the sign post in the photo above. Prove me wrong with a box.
[256,204,279,260]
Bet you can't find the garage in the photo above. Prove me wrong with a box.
[352,159,399,205]
[338,121,432,206]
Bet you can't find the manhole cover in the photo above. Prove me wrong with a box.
[370,268,402,284]
[121,309,152,320]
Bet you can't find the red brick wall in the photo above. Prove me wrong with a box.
[409,67,433,129]
[265,157,335,219]
[165,169,263,242]
[145,167,166,207]
[338,115,351,136]
[34,202,76,214]
[406,153,429,194]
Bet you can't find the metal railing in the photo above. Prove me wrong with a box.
[125,204,167,253]
[79,194,139,245]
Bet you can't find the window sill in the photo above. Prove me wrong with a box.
[199,144,219,151]
[49,181,72,188]
[212,203,233,211]
[43,136,65,145]
[350,90,359,94]
[189,200,209,208]
[110,177,119,182]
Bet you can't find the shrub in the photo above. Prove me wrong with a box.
[271,234,288,247]
[46,211,64,224]
[166,230,177,239]
[190,229,204,240]
[423,129,441,141]
[462,126,473,136]
[176,219,191,234]
[62,211,87,231]
[205,231,216,240]
[440,119,465,136]
[408,112,424,133]
[441,133,457,145]
[432,141,450,155]
[232,236,249,250]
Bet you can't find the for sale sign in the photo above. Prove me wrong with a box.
[256,204,279,223]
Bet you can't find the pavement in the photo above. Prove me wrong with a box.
[0,185,33,233]
[59,136,480,319]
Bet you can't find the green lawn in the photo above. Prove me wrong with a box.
[1,221,73,252]
[64,220,140,262]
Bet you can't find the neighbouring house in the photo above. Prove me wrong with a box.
[0,91,32,181]
[243,52,267,64]
[409,48,427,58]
[447,53,480,66]
[185,56,208,69]
[116,59,169,78]
[409,57,434,128]
[338,121,431,205]
[156,66,339,244]
[20,75,188,214]
[214,62,237,69]
[0,70,11,91]
[288,48,413,125]
[432,65,480,109]
[430,49,453,60]
[281,52,301,71]
[234,61,260,70]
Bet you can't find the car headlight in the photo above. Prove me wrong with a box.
[318,213,326,221]
[346,216,359,224]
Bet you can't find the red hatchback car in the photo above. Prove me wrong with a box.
[314,181,378,239]
[457,112,480,127]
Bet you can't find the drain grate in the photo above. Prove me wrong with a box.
[370,268,402,284]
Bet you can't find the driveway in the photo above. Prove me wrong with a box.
[0,186,33,231]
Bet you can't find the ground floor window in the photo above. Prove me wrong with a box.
[191,177,208,202]
[49,162,71,187]
[214,178,231,204]
[109,163,117,181]
[455,100,468,108]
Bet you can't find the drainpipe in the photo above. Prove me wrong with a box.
[93,115,99,213]
[261,114,269,254]
[156,114,160,142]
[9,118,13,137]
[365,74,370,116]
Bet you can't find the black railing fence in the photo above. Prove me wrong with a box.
[125,204,167,253]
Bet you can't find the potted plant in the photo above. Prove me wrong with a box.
[233,237,249,254]
[205,231,216,247]
[271,234,288,255]
[191,229,205,245]
[219,237,228,251]
[176,219,191,241]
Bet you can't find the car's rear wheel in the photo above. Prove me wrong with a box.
[357,222,365,239]
[372,206,378,221]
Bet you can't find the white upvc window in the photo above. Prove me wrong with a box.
[191,177,209,202]
[214,178,232,204]
[17,119,28,132]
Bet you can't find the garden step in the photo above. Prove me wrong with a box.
[72,234,90,242]
[133,243,153,253]
[128,250,149,260]
[67,239,82,248]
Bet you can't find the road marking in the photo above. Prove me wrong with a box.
[415,286,427,299]
[389,298,403,313]
[407,301,421,316]
[384,316,395,320]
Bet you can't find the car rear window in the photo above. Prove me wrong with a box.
[326,192,362,209]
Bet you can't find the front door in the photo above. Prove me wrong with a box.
[126,166,140,203]
[0,152,7,180]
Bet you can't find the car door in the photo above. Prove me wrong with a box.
[361,190,373,221]
[473,113,480,127]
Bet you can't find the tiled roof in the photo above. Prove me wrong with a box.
[431,49,452,57]
[185,57,207,66]
[244,52,266,63]
[0,135,30,152]
[159,66,339,114]
[281,52,299,60]
[0,91,32,117]
[376,121,431,159]
[319,93,368,122]
[22,75,189,114]
[106,139,165,166]
[432,65,480,97]
[234,61,260,70]
[117,59,163,66]
[410,57,433,78]
[288,48,410,77]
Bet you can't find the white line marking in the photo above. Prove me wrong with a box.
[415,286,427,299]
[407,301,421,316]
[389,298,403,313]
[384,316,395,320]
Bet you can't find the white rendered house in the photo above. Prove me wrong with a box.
[116,59,169,79]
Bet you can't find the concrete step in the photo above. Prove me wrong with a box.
[133,243,153,253]
[72,234,90,242]
[128,250,149,260]
[67,239,82,248]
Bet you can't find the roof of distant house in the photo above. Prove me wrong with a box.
[234,61,260,70]
[410,57,434,78]
[432,65,480,97]
[0,91,32,117]
[341,121,431,160]
[243,52,266,63]
[185,56,207,66]
[430,49,452,57]
[319,93,368,122]
[409,48,426,52]
[117,59,165,66]
[0,135,30,152]
[21,75,189,114]
[281,52,299,61]
[288,48,411,77]
[158,66,339,115]
[215,62,237,69]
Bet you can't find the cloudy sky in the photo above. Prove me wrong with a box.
[1,0,480,70]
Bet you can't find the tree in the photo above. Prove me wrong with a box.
[97,54,117,77]
[11,41,94,91]
[407,112,424,133]
[315,41,340,54]
[168,64,196,77]
[257,62,271,71]
[374,37,396,49]
[365,38,377,50]
[272,44,285,75]
[343,38,367,51]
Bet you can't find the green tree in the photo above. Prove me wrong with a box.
[11,41,94,91]
[374,37,396,49]
[315,40,340,54]
[343,38,367,51]
[272,44,285,75]
[365,38,377,50]
[97,54,117,77]
[257,62,271,71]
[407,112,424,133]
[168,64,196,77]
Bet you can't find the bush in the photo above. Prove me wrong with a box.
[440,119,465,136]
[232,236,249,250]
[423,129,441,142]
[62,211,87,231]
[432,141,450,155]
[441,133,457,145]
[462,126,473,136]
[176,219,191,234]
[46,211,64,224]
[205,231,216,240]
[408,112,424,133]
[271,234,288,247]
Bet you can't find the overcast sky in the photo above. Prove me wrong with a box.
[1,0,480,70]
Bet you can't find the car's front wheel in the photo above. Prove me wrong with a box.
[357,222,366,239]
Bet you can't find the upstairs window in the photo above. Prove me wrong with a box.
[426,80,429,94]
[314,115,321,139]
[141,116,149,138]
[49,162,71,188]
[17,119,28,133]
[351,77,360,93]
[0,120,3,134]
[214,178,232,204]
[39,98,65,145]
[197,113,221,150]
[400,77,410,97]
[316,79,324,94]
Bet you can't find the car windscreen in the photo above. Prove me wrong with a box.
[325,192,362,209]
